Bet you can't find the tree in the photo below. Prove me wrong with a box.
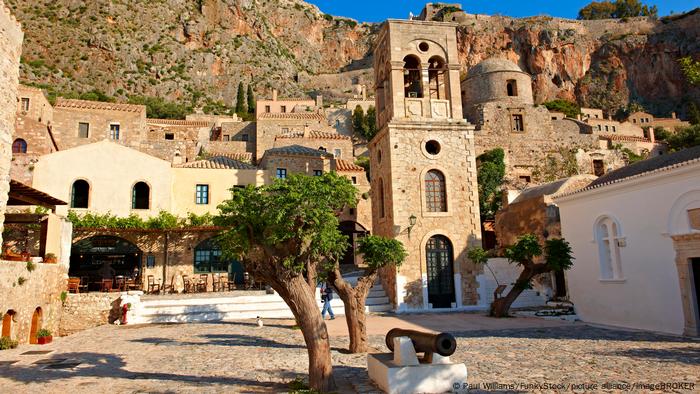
[352,105,368,139]
[327,235,406,353]
[469,234,574,318]
[578,0,658,20]
[246,85,256,114]
[543,99,581,119]
[235,82,247,114]
[365,106,377,140]
[662,125,700,152]
[476,148,505,220]
[127,95,191,119]
[680,57,700,86]
[214,173,357,391]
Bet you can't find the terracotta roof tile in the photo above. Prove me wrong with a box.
[147,118,212,127]
[205,150,253,163]
[177,156,256,170]
[257,112,325,121]
[335,159,365,172]
[276,130,350,141]
[265,145,334,158]
[55,98,145,113]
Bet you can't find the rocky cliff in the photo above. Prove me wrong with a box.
[6,0,700,116]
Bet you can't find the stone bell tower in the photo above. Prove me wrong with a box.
[369,19,482,312]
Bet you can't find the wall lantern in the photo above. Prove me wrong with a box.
[408,214,417,238]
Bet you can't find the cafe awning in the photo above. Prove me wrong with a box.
[7,179,67,212]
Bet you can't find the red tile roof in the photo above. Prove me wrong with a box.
[277,130,350,141]
[205,150,253,163]
[147,118,212,127]
[177,156,256,170]
[599,134,651,143]
[55,98,145,113]
[335,159,365,172]
[257,112,325,121]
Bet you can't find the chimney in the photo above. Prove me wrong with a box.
[303,124,310,138]
[648,127,655,143]
[272,89,278,102]
[672,112,677,119]
[362,85,367,101]
[315,94,323,108]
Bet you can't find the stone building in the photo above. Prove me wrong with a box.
[255,89,318,117]
[254,112,328,161]
[627,111,691,132]
[369,19,482,311]
[273,129,353,160]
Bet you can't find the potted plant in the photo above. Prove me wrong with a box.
[36,328,52,344]
[43,253,57,264]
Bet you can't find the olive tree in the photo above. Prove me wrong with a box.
[214,173,357,391]
[327,235,406,353]
[469,234,574,318]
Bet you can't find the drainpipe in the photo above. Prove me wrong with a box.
[162,231,169,290]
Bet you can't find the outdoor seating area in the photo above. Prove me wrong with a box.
[67,275,142,293]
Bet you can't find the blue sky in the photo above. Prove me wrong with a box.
[306,1,700,22]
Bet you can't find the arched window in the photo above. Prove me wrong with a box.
[71,180,90,209]
[428,56,447,100]
[595,216,623,280]
[425,235,455,308]
[403,55,423,98]
[425,170,447,212]
[132,182,150,210]
[507,80,518,97]
[378,178,385,218]
[12,138,27,153]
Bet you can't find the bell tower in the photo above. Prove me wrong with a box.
[369,19,482,311]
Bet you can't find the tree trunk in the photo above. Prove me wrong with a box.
[269,274,335,391]
[490,264,548,318]
[330,269,376,353]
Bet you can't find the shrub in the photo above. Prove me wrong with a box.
[0,336,19,350]
[543,99,581,119]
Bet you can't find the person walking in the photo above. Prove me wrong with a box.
[320,282,335,320]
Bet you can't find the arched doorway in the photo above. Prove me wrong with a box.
[29,307,42,344]
[194,238,245,285]
[338,221,369,267]
[71,236,143,289]
[425,235,455,308]
[2,310,16,339]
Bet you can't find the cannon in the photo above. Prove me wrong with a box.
[386,328,457,361]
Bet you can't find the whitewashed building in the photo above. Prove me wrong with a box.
[555,146,700,336]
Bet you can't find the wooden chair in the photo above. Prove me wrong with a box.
[114,276,126,292]
[212,273,220,292]
[100,279,113,292]
[196,274,208,292]
[162,275,175,294]
[226,273,237,291]
[182,275,191,293]
[67,278,81,293]
[79,277,89,293]
[147,275,161,294]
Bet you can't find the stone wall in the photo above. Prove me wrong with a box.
[259,154,331,180]
[273,136,354,160]
[17,85,53,124]
[59,292,121,336]
[255,118,328,161]
[51,103,146,150]
[0,0,23,246]
[10,115,56,183]
[0,260,68,344]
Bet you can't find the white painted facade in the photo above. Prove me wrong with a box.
[555,160,700,335]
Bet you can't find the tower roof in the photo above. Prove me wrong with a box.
[466,58,525,79]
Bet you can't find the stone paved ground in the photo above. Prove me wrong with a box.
[0,314,698,393]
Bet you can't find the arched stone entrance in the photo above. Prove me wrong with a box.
[2,310,16,339]
[71,236,143,288]
[425,235,455,308]
[29,307,42,344]
[338,221,369,267]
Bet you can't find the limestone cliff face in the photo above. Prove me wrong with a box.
[6,0,699,115]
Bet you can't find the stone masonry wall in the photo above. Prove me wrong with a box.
[0,260,67,344]
[0,1,23,246]
[59,292,121,336]
[51,106,146,150]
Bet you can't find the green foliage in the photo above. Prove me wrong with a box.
[235,82,247,114]
[127,95,190,119]
[26,261,36,272]
[17,277,26,286]
[0,336,19,350]
[247,85,256,114]
[476,148,506,220]
[215,173,358,274]
[67,211,215,229]
[467,247,491,266]
[504,235,574,272]
[60,291,68,305]
[578,0,658,20]
[679,57,700,86]
[688,102,700,125]
[288,377,319,394]
[36,328,52,338]
[504,234,542,265]
[544,239,574,271]
[202,99,233,116]
[365,106,377,140]
[352,105,368,138]
[355,156,370,181]
[78,89,115,103]
[357,235,407,270]
[532,148,579,183]
[661,125,700,152]
[543,99,581,118]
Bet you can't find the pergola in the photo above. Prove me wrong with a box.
[6,179,66,212]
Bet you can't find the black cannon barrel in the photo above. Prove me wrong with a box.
[385,328,457,357]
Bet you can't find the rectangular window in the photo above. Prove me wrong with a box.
[265,105,271,113]
[512,114,524,132]
[334,149,341,158]
[165,133,174,140]
[78,122,90,138]
[21,98,29,112]
[281,105,287,113]
[223,135,230,141]
[349,208,355,215]
[281,128,289,133]
[195,184,209,205]
[146,255,156,268]
[519,175,531,183]
[276,168,287,179]
[313,170,323,176]
[241,134,249,142]
[109,124,120,140]
[351,176,357,184]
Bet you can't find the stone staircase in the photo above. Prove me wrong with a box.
[130,274,392,324]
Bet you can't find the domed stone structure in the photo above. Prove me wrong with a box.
[461,58,534,107]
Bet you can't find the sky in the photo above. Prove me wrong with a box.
[306,1,700,23]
